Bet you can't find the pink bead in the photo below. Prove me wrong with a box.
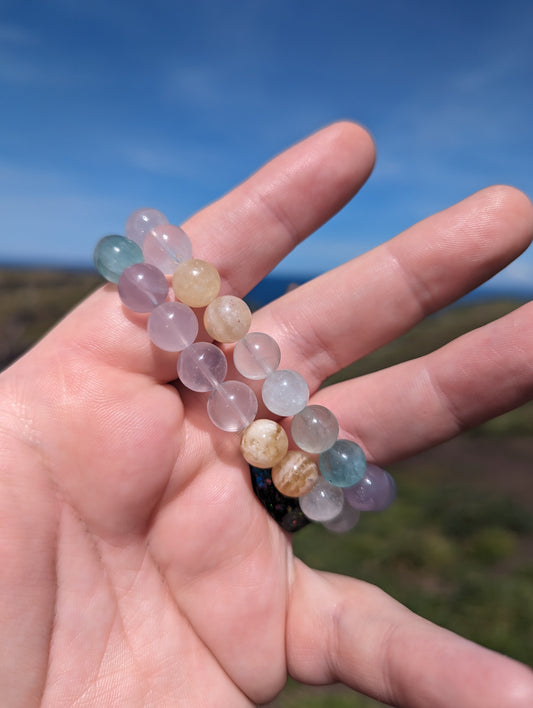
[125,208,168,246]
[118,263,168,312]
[142,224,193,274]
[177,342,227,392]
[147,302,198,352]
[233,332,281,380]
[207,381,258,432]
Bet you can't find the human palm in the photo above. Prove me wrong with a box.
[1,123,533,707]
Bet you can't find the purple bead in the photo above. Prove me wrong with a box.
[125,208,168,246]
[147,302,198,352]
[142,223,193,274]
[177,342,227,392]
[118,263,168,312]
[344,463,396,511]
[207,380,258,432]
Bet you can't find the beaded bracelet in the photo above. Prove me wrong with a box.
[94,208,396,533]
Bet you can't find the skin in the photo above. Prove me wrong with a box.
[0,122,532,707]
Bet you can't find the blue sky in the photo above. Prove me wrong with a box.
[1,0,532,290]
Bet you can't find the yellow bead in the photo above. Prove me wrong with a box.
[240,419,289,468]
[271,451,319,498]
[204,295,252,343]
[172,258,221,307]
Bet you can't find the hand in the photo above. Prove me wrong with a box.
[1,122,532,708]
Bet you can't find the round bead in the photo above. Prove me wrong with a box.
[319,439,366,488]
[291,405,339,453]
[172,259,221,307]
[322,500,361,533]
[271,451,319,498]
[147,302,198,352]
[233,332,281,380]
[344,464,397,511]
[143,224,193,274]
[207,381,258,432]
[94,234,144,283]
[240,419,289,468]
[125,208,168,246]
[117,263,168,313]
[299,476,345,522]
[204,296,252,343]
[177,342,227,392]
[262,369,309,417]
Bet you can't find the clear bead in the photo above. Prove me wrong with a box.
[319,439,366,488]
[271,450,319,498]
[291,405,339,453]
[117,263,168,313]
[125,208,168,246]
[322,500,360,533]
[143,224,193,274]
[177,342,227,392]
[207,381,258,432]
[94,234,143,283]
[262,369,309,417]
[204,295,252,343]
[240,419,288,468]
[147,302,198,352]
[233,332,281,380]
[172,259,221,307]
[344,464,397,511]
[299,476,344,522]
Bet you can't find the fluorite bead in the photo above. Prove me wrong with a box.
[204,295,252,343]
[125,208,168,246]
[299,476,345,522]
[322,500,361,533]
[319,439,366,488]
[147,302,198,352]
[344,464,397,511]
[291,405,339,454]
[233,332,281,380]
[271,450,319,498]
[177,342,227,392]
[94,234,144,283]
[143,224,193,274]
[117,263,168,313]
[240,419,288,468]
[262,369,309,417]
[172,259,221,308]
[207,381,258,432]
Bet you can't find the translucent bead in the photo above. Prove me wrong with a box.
[299,476,344,522]
[291,405,339,453]
[319,439,366,488]
[147,302,198,352]
[118,263,168,313]
[143,224,193,274]
[233,332,281,380]
[344,464,397,511]
[94,234,144,283]
[271,451,319,498]
[322,500,361,533]
[125,208,168,246]
[172,259,221,308]
[240,419,288,468]
[204,295,252,343]
[207,381,258,432]
[177,342,227,392]
[262,369,309,417]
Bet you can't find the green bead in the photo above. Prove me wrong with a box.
[319,439,366,487]
[94,234,143,283]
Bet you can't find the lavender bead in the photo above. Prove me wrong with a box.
[147,302,198,352]
[177,342,227,392]
[344,465,397,511]
[143,224,193,274]
[207,381,258,432]
[233,332,281,380]
[118,263,168,313]
[262,369,309,417]
[125,208,168,246]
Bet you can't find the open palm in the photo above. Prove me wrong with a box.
[1,123,532,708]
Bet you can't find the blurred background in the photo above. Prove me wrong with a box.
[1,1,532,705]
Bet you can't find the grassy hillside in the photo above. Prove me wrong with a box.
[1,268,532,707]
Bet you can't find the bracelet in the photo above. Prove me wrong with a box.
[94,208,396,533]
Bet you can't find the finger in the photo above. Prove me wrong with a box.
[182,121,375,296]
[312,299,533,464]
[253,185,533,391]
[287,562,533,708]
